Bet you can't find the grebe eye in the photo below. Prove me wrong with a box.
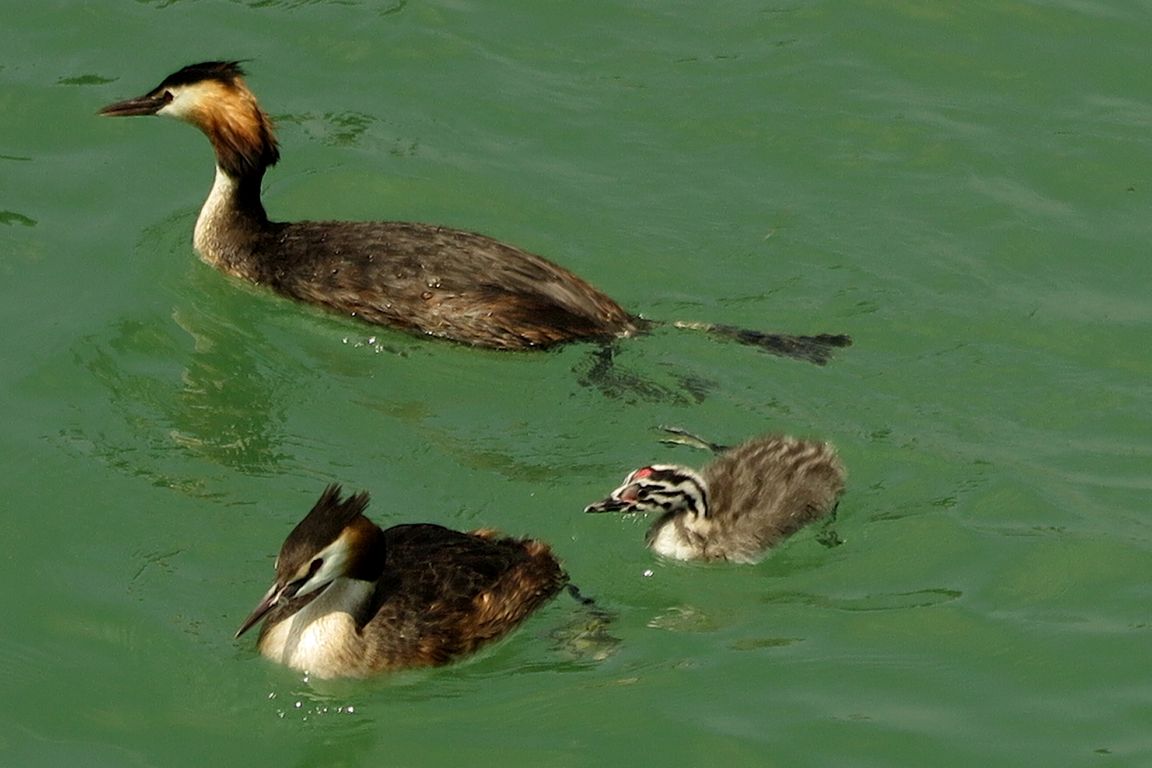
[295,558,323,585]
[282,558,323,599]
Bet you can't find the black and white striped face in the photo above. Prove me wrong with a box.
[585,464,709,517]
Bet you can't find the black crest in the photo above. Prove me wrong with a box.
[277,484,370,574]
[158,60,248,90]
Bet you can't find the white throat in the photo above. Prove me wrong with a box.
[192,165,236,267]
[258,577,375,678]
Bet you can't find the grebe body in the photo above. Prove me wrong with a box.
[236,485,568,678]
[585,432,845,563]
[101,61,849,360]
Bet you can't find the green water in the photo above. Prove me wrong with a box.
[3,1,1150,765]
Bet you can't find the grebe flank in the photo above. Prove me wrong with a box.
[101,61,850,361]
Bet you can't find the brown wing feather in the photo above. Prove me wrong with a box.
[259,221,640,349]
[702,436,845,560]
[354,524,567,670]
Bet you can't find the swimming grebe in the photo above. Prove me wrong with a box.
[235,484,568,678]
[100,61,851,361]
[585,430,845,563]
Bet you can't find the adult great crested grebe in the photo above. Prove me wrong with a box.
[100,61,851,362]
[585,430,845,563]
[235,484,571,678]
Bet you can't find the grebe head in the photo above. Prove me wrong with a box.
[100,61,279,178]
[585,464,709,518]
[235,484,378,638]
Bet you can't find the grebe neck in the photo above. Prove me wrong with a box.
[193,165,272,282]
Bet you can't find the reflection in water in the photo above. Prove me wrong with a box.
[276,110,381,148]
[1,210,37,226]
[548,597,619,663]
[136,0,405,13]
[170,305,291,474]
[52,205,298,490]
[760,588,963,612]
[66,299,292,492]
[647,605,718,633]
[573,342,716,404]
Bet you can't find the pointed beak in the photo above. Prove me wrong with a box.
[99,92,168,117]
[584,497,637,514]
[235,582,281,639]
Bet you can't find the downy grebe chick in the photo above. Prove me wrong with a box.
[100,61,851,362]
[236,484,568,678]
[585,432,845,563]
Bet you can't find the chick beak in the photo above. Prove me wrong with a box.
[584,497,637,514]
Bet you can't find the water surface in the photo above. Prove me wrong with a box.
[2,1,1150,765]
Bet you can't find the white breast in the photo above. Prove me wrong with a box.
[648,517,709,561]
[259,578,375,678]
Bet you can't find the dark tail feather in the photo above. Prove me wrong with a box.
[673,321,852,366]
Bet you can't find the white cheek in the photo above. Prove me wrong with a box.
[295,536,352,598]
[156,98,193,120]
[155,83,210,120]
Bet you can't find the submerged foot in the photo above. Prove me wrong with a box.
[674,322,852,366]
[574,344,709,404]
